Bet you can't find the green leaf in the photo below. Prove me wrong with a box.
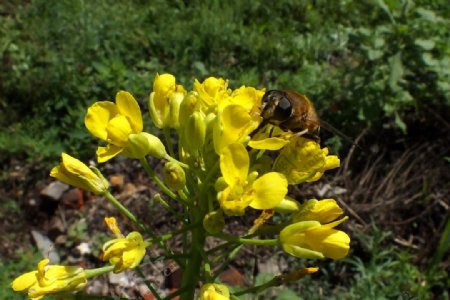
[388,52,403,91]
[276,289,302,300]
[415,39,435,50]
[394,112,407,134]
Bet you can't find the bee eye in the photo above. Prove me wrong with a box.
[273,97,292,122]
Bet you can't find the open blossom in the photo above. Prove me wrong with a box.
[212,86,263,154]
[102,217,150,273]
[11,258,87,300]
[50,153,109,194]
[85,91,166,163]
[218,143,288,215]
[273,136,340,184]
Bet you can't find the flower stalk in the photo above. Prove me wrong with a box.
[12,73,350,300]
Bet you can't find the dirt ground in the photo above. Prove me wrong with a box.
[1,109,449,298]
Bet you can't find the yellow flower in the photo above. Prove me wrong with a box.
[273,137,340,184]
[292,199,344,224]
[213,104,260,154]
[248,131,293,150]
[279,217,350,260]
[273,196,302,213]
[50,153,109,194]
[218,143,288,216]
[200,283,230,300]
[194,76,228,107]
[126,132,167,159]
[149,73,186,129]
[11,258,87,300]
[217,85,264,112]
[102,217,150,273]
[85,91,144,162]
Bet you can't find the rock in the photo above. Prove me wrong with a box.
[31,230,60,263]
[109,272,131,287]
[76,242,92,256]
[258,256,281,274]
[62,188,84,209]
[219,267,245,287]
[41,181,69,201]
[110,174,125,189]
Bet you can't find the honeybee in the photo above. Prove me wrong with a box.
[259,90,320,137]
[259,90,358,147]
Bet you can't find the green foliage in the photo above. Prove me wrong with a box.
[247,224,445,299]
[1,0,448,160]
[0,249,42,300]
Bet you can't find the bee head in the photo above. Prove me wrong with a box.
[261,90,292,124]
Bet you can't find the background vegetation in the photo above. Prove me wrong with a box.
[0,0,448,299]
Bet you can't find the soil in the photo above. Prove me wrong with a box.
[1,108,449,298]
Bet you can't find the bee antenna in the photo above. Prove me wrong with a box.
[320,120,362,150]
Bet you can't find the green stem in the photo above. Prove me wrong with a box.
[84,265,115,279]
[233,276,281,296]
[180,225,205,300]
[103,191,145,232]
[215,233,278,246]
[153,193,186,223]
[136,267,163,300]
[212,244,242,280]
[150,221,201,244]
[164,154,189,169]
[163,128,175,158]
[140,157,178,200]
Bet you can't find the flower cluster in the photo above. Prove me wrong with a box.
[12,73,350,300]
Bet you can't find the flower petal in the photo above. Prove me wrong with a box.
[214,105,257,153]
[305,228,350,260]
[85,101,118,140]
[248,136,290,150]
[106,115,133,147]
[104,217,123,238]
[97,144,123,163]
[293,199,343,224]
[11,271,37,291]
[220,143,249,186]
[248,172,288,209]
[115,91,143,133]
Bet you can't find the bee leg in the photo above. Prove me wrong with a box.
[293,129,309,137]
[294,129,321,143]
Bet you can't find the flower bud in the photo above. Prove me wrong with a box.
[292,199,343,224]
[203,210,225,234]
[179,91,200,127]
[168,92,185,129]
[214,177,228,192]
[125,132,167,159]
[149,73,186,129]
[50,153,109,194]
[154,73,176,96]
[200,283,230,300]
[162,162,186,191]
[279,218,350,260]
[274,196,301,213]
[184,111,206,154]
